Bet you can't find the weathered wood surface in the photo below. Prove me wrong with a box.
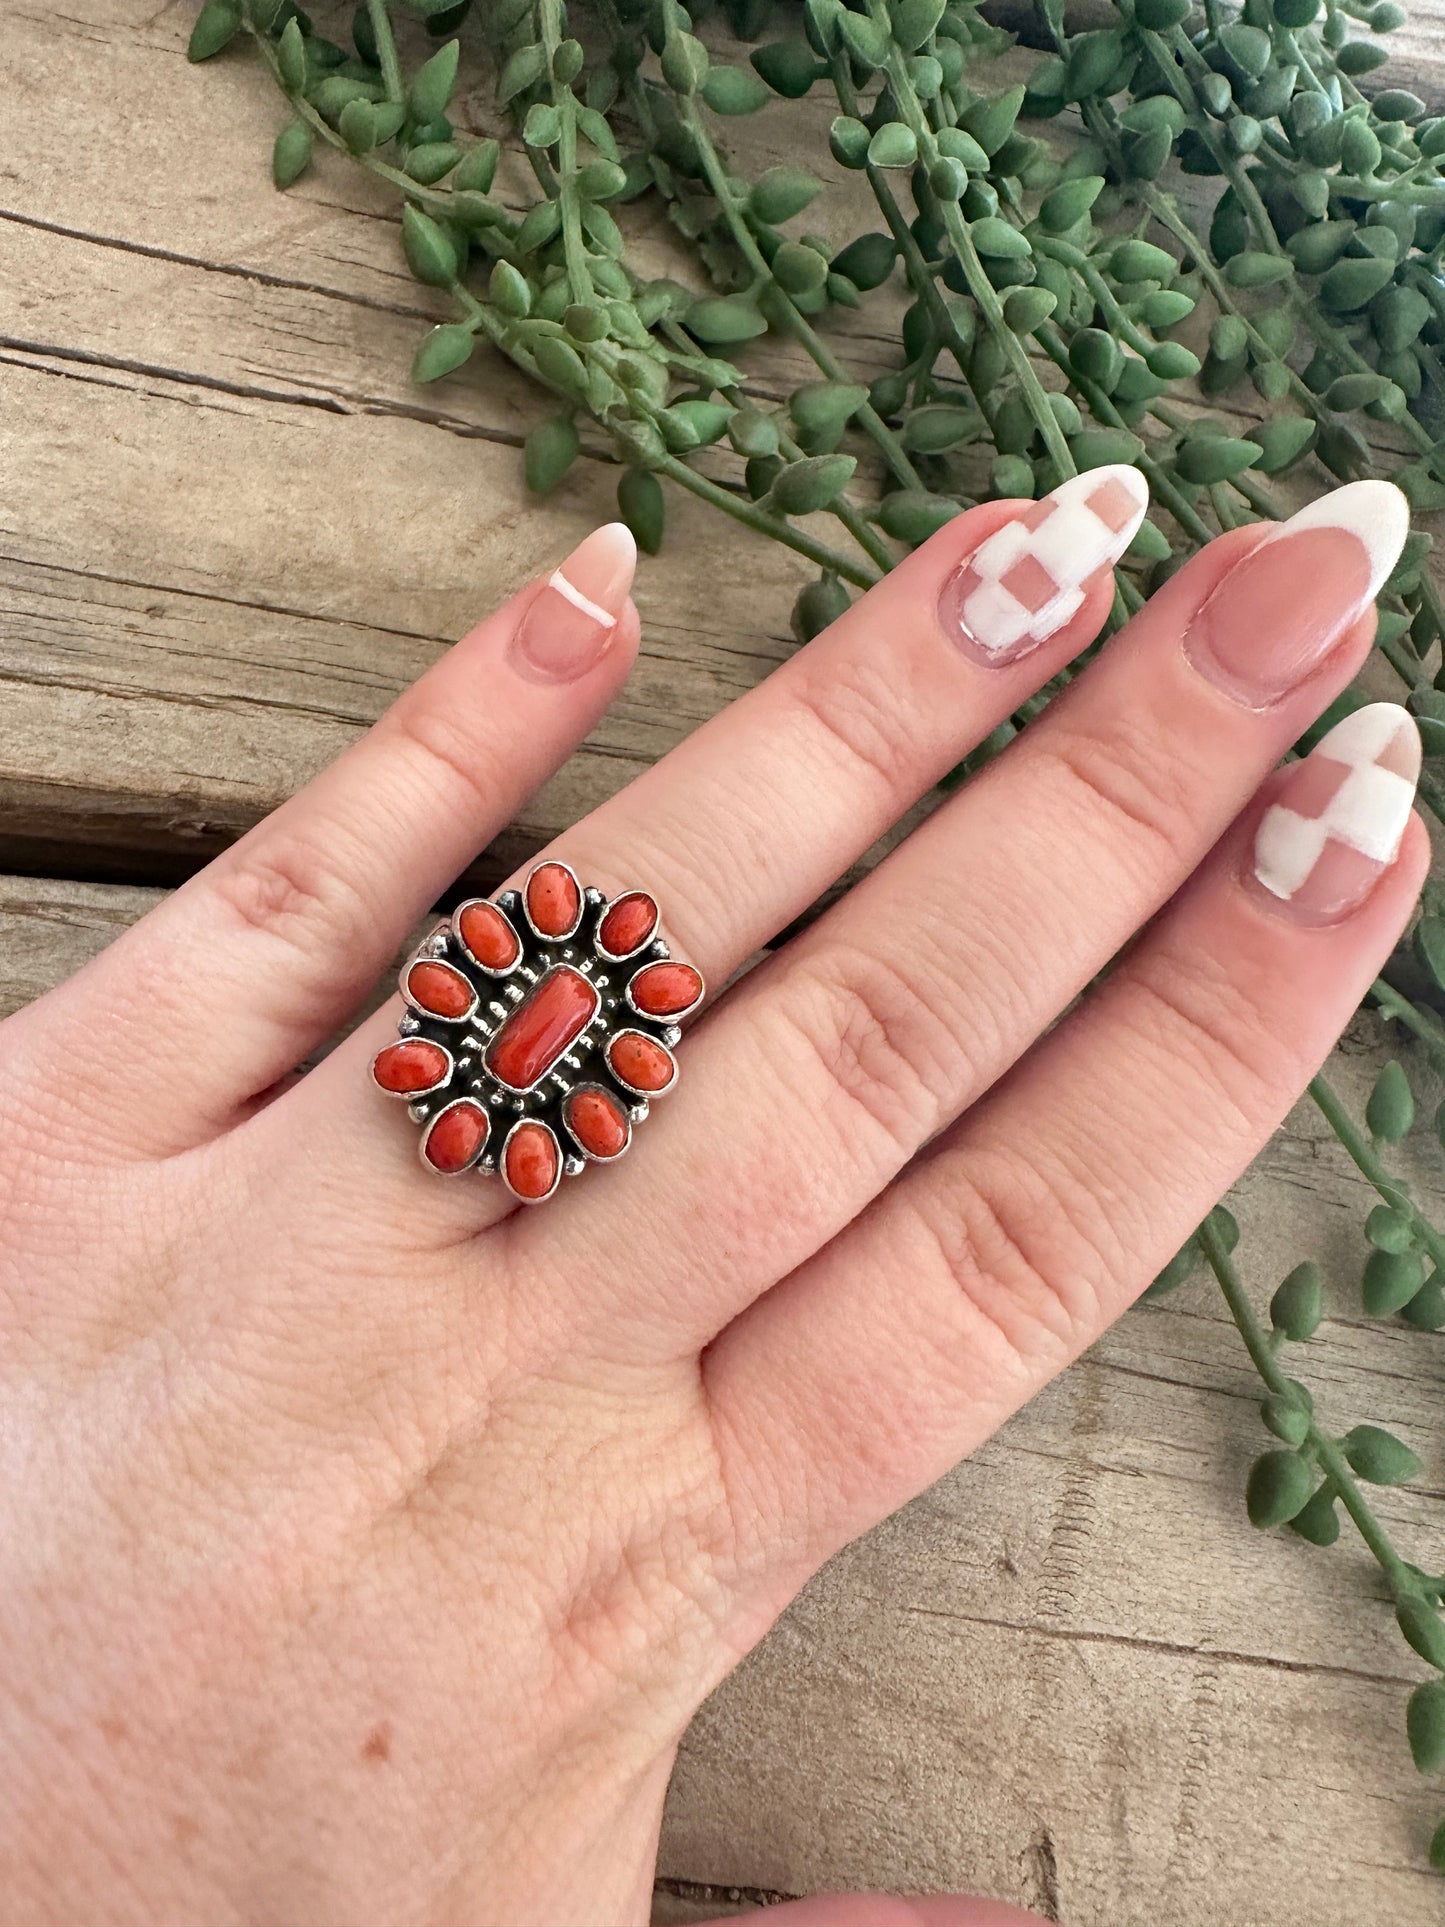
[5,2,1445,1921]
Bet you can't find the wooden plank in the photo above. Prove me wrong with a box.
[5,875,1443,1922]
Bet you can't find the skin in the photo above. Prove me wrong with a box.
[0,497,1424,1927]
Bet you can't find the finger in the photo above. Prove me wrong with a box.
[513,481,1410,1355]
[703,714,1427,1577]
[12,525,640,1157]
[271,469,1151,1239]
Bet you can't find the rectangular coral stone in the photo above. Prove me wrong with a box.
[485,965,600,1091]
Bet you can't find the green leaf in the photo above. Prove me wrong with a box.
[838,10,890,66]
[522,102,561,148]
[889,0,947,52]
[410,38,460,124]
[489,259,531,318]
[661,31,710,94]
[1003,286,1057,335]
[769,240,827,296]
[1374,88,1426,121]
[454,138,500,193]
[727,407,780,459]
[1367,1058,1414,1140]
[830,232,896,292]
[1362,1247,1426,1316]
[272,120,314,189]
[1366,1203,1415,1254]
[668,398,734,446]
[405,141,463,184]
[991,453,1035,499]
[1287,220,1356,274]
[901,404,982,453]
[1270,1262,1325,1341]
[1037,175,1105,234]
[499,41,547,103]
[411,321,476,383]
[1070,426,1144,469]
[963,84,1026,157]
[1220,21,1272,76]
[1409,1681,1445,1773]
[790,380,868,443]
[1110,238,1177,282]
[1071,328,1126,393]
[514,198,562,254]
[874,489,961,545]
[1261,1392,1311,1447]
[867,123,918,169]
[277,16,308,91]
[1287,1483,1340,1545]
[1320,255,1396,313]
[1343,1423,1421,1486]
[1398,1597,1445,1670]
[188,1,241,61]
[401,204,457,288]
[750,165,822,224]
[617,468,665,555]
[523,414,579,495]
[829,115,871,168]
[1373,285,1433,356]
[771,453,858,516]
[1145,340,1201,380]
[750,39,820,98]
[701,64,771,114]
[1175,436,1263,484]
[1252,416,1316,474]
[792,574,852,642]
[1403,1275,1445,1330]
[970,216,1031,260]
[685,295,768,344]
[339,97,379,153]
[534,335,589,400]
[1134,0,1191,24]
[1222,251,1293,289]
[1246,1450,1315,1528]
[936,127,990,172]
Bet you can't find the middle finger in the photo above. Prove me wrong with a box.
[517,481,1409,1356]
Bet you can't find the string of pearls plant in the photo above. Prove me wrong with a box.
[190,0,1445,1867]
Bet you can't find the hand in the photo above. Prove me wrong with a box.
[0,473,1421,1926]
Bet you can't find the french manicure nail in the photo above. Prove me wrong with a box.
[1185,479,1409,708]
[513,521,637,681]
[1251,702,1420,922]
[942,464,1150,666]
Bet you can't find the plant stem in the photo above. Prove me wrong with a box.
[655,453,879,584]
[365,0,405,106]
[1200,1217,1417,1592]
[1308,1072,1445,1272]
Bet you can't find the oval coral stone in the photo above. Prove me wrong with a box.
[373,1038,450,1095]
[629,961,703,1018]
[525,861,581,938]
[606,1031,675,1094]
[456,900,520,972]
[504,1120,560,1200]
[423,1101,489,1173]
[598,892,658,958]
[405,959,474,1020]
[565,1086,629,1159]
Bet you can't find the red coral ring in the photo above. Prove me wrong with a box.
[373,864,703,1202]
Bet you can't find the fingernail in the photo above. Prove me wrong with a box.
[1251,702,1420,922]
[512,521,637,681]
[1185,480,1409,708]
[942,464,1149,666]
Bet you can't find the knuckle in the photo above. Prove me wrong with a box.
[905,1150,1112,1376]
[208,829,375,967]
[1033,713,1202,873]
[387,696,497,823]
[1125,953,1280,1133]
[782,942,967,1158]
[786,646,922,803]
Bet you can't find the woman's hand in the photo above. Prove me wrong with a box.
[0,474,1421,1926]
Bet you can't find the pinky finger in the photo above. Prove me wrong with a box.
[705,706,1428,1584]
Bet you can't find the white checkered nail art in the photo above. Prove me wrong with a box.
[1254,703,1420,916]
[948,465,1149,664]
